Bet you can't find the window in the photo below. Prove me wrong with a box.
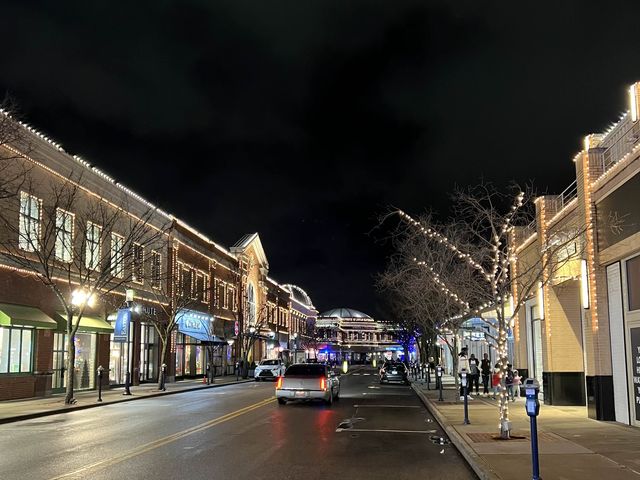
[55,209,74,262]
[247,283,256,325]
[111,233,124,278]
[132,243,144,283]
[179,265,192,298]
[151,251,161,288]
[196,273,205,302]
[217,281,225,307]
[85,222,102,270]
[230,287,237,311]
[19,192,41,252]
[0,326,33,373]
[627,255,640,311]
[227,286,234,311]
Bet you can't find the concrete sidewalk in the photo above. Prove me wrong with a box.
[0,376,255,424]
[412,377,640,479]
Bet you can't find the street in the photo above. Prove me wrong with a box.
[0,367,476,480]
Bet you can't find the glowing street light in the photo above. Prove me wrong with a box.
[71,288,96,308]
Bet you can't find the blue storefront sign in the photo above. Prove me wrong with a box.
[176,309,214,342]
[113,308,131,342]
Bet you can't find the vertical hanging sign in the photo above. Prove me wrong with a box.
[113,308,131,342]
[631,327,640,421]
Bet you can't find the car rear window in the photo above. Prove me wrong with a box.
[260,360,279,366]
[285,365,326,376]
[385,363,405,370]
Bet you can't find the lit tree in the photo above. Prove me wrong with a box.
[0,172,163,404]
[387,184,584,438]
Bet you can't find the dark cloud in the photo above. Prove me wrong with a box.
[2,1,640,315]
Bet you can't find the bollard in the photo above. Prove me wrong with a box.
[461,369,470,425]
[524,378,542,479]
[96,365,104,402]
[437,365,444,401]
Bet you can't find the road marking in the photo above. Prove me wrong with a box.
[353,404,421,408]
[337,428,437,434]
[48,396,275,480]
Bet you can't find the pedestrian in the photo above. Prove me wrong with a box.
[457,347,473,401]
[512,368,521,400]
[480,353,491,396]
[505,364,515,401]
[491,364,501,400]
[468,353,480,395]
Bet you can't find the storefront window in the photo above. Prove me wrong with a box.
[0,326,33,374]
[73,333,96,390]
[628,255,640,311]
[109,321,132,385]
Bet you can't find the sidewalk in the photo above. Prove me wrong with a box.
[412,376,640,479]
[0,375,254,424]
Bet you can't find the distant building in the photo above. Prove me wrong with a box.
[314,308,403,363]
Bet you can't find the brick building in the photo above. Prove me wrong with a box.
[0,113,317,400]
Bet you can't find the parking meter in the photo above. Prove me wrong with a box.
[436,365,444,401]
[523,378,541,479]
[524,378,540,417]
[460,368,470,424]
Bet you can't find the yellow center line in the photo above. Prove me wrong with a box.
[49,396,275,480]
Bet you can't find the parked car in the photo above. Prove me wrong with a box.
[276,363,340,405]
[379,361,410,385]
[254,359,286,381]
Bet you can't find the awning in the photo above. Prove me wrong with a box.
[182,332,227,344]
[0,303,59,329]
[55,312,114,334]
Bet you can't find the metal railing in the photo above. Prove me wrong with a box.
[601,114,640,174]
[554,180,577,212]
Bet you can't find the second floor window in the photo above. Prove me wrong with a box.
[150,251,161,288]
[111,233,124,278]
[85,222,102,270]
[132,243,144,283]
[55,209,74,262]
[19,192,41,252]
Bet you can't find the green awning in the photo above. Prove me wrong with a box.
[55,312,114,334]
[0,303,59,329]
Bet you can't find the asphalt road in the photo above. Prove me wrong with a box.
[0,367,476,480]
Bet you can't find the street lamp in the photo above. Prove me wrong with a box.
[71,288,96,308]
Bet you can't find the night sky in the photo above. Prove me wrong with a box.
[2,1,640,317]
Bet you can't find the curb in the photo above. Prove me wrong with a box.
[0,378,255,425]
[411,383,501,480]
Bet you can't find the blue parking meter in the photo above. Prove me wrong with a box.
[524,378,541,479]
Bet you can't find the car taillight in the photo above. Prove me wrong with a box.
[276,376,283,389]
[320,377,326,391]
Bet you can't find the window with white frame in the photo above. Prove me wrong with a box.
[196,272,205,302]
[55,209,74,262]
[19,192,41,252]
[247,283,256,325]
[111,233,124,278]
[132,243,144,283]
[85,222,102,270]
[0,326,33,373]
[150,250,161,288]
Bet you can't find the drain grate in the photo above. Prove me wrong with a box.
[466,432,560,443]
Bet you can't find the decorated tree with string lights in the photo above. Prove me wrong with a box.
[386,184,584,439]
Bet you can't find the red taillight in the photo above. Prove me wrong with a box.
[320,377,326,391]
[276,376,283,389]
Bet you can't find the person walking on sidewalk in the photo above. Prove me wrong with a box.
[480,353,491,396]
[457,347,473,401]
[491,364,501,400]
[468,353,480,395]
[505,364,515,401]
[512,368,521,400]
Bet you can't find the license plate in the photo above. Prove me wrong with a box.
[392,370,397,374]
[294,391,308,398]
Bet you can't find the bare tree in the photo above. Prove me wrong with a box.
[0,172,164,404]
[0,99,32,200]
[143,244,211,391]
[384,184,584,438]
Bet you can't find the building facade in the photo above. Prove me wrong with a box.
[0,113,317,400]
[510,81,640,426]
